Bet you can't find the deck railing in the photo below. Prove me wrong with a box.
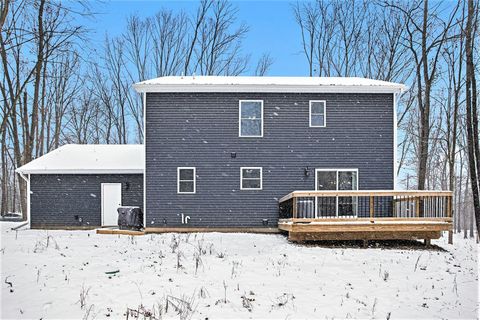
[278,190,453,221]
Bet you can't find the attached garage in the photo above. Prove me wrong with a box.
[16,144,144,229]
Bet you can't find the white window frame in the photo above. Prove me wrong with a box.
[177,167,196,194]
[314,168,358,191]
[240,167,263,190]
[309,100,326,127]
[239,100,264,137]
[314,168,358,217]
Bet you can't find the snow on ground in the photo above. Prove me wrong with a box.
[1,222,478,319]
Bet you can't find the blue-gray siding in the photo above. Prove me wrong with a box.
[146,92,394,228]
[30,174,143,228]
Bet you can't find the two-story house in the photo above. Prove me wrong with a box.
[16,76,453,244]
[135,76,405,230]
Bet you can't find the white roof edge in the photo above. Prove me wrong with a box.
[133,83,407,94]
[133,76,408,94]
[15,169,144,175]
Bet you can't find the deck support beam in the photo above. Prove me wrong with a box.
[362,239,368,248]
[286,230,443,242]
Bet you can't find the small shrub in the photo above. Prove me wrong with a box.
[383,271,389,282]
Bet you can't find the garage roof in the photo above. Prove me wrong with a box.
[16,144,144,174]
[133,76,407,93]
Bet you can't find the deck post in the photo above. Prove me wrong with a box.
[447,196,453,244]
[369,195,374,221]
[362,239,368,248]
[293,197,297,220]
[424,238,431,246]
[416,197,420,217]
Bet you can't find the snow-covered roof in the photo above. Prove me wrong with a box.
[16,144,144,175]
[133,76,407,93]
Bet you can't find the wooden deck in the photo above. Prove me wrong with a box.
[278,190,453,243]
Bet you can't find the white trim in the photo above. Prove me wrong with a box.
[240,167,263,190]
[314,168,359,218]
[393,93,398,190]
[177,167,196,194]
[133,76,408,94]
[27,174,30,228]
[238,100,264,138]
[101,183,122,226]
[17,172,30,228]
[134,84,407,94]
[143,92,147,227]
[314,168,359,190]
[15,169,143,175]
[309,100,326,127]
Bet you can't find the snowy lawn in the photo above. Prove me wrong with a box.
[1,222,478,319]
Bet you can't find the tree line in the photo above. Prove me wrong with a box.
[1,0,478,238]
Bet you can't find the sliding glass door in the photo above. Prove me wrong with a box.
[315,169,358,218]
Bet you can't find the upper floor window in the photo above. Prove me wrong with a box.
[240,167,262,190]
[177,167,196,194]
[309,100,326,127]
[239,100,263,137]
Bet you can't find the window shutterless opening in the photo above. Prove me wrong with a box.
[240,167,262,190]
[177,167,196,194]
[239,100,263,137]
[309,100,326,127]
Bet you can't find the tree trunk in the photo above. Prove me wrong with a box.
[465,0,480,234]
[417,0,431,191]
[1,127,8,215]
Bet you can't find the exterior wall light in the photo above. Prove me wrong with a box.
[304,167,310,177]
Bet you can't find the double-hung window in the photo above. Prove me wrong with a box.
[239,100,263,137]
[177,167,196,194]
[240,167,262,190]
[309,100,326,127]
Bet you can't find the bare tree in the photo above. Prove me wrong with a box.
[464,0,480,233]
[255,53,274,76]
[184,0,212,76]
[388,0,460,190]
[195,0,249,76]
[293,1,318,76]
[0,0,87,217]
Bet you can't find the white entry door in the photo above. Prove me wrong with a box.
[101,183,122,226]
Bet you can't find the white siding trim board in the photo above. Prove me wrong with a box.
[143,92,147,227]
[393,93,398,189]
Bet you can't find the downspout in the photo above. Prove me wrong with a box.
[393,85,409,190]
[393,92,398,190]
[142,91,147,229]
[17,171,31,228]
